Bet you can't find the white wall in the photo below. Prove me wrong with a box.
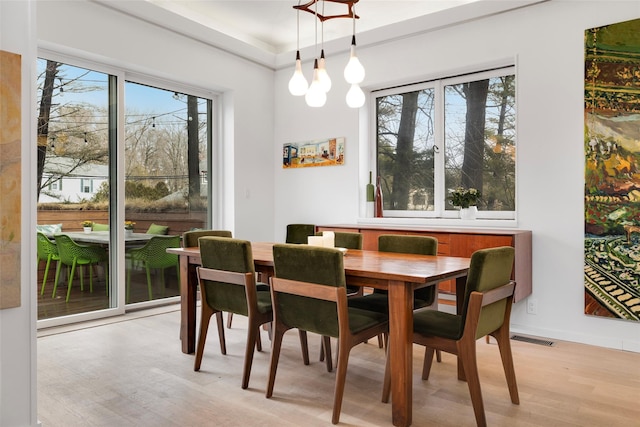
[274,1,640,351]
[36,0,276,243]
[0,1,38,426]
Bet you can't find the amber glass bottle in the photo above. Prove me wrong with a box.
[374,176,383,218]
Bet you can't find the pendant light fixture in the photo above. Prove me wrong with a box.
[343,3,365,85]
[316,1,332,93]
[290,0,365,108]
[288,1,309,96]
[304,0,326,107]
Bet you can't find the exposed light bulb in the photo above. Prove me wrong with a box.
[346,84,365,108]
[317,49,331,93]
[344,36,365,84]
[288,51,309,96]
[305,59,327,107]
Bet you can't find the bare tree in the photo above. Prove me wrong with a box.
[461,80,489,190]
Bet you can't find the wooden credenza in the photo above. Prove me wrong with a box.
[317,224,532,303]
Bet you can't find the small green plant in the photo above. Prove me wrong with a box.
[124,221,135,230]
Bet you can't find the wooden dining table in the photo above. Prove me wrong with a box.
[167,242,470,427]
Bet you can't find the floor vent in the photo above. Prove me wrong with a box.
[510,335,555,346]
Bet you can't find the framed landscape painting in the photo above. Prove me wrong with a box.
[283,137,345,169]
[584,18,640,321]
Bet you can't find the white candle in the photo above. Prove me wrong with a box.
[307,236,324,247]
[322,231,335,248]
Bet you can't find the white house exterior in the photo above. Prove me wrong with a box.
[39,156,108,203]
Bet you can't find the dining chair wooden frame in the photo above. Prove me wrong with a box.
[382,280,519,427]
[267,243,388,425]
[195,267,271,389]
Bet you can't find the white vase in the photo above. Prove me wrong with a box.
[459,206,478,220]
[83,227,92,233]
[125,229,133,237]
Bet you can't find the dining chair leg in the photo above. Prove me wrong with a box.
[331,339,350,425]
[492,326,520,404]
[421,347,436,380]
[381,344,391,403]
[266,328,286,398]
[227,312,234,328]
[458,339,486,427]
[194,304,214,371]
[242,322,261,389]
[298,330,309,365]
[256,328,263,352]
[322,336,333,372]
[216,311,227,355]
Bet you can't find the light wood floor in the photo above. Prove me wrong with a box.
[37,305,640,426]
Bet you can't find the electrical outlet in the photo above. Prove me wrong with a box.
[527,298,538,315]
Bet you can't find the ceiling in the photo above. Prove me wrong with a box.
[93,0,545,68]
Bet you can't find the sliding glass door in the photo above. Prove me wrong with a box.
[36,55,214,323]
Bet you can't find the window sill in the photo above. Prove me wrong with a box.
[357,216,520,230]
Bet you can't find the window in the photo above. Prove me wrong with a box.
[374,67,516,219]
[80,178,93,193]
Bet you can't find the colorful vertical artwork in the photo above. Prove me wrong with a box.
[584,19,640,321]
[0,50,22,309]
[283,137,345,168]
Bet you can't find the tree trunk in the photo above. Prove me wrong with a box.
[37,60,59,200]
[461,80,489,190]
[391,92,418,209]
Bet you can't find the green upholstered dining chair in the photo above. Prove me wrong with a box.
[348,234,439,352]
[182,229,232,247]
[37,232,60,296]
[194,236,272,389]
[267,244,388,425]
[315,230,365,368]
[182,229,236,328]
[126,235,180,302]
[52,234,109,302]
[382,246,518,427]
[317,230,363,251]
[285,223,316,244]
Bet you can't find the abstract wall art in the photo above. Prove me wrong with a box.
[584,18,640,321]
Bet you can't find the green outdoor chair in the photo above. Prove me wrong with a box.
[194,236,272,389]
[126,235,180,302]
[382,246,519,427]
[91,223,109,231]
[52,234,109,302]
[285,223,316,244]
[182,229,232,248]
[268,243,388,425]
[37,232,60,296]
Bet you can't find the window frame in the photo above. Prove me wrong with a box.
[370,66,517,221]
